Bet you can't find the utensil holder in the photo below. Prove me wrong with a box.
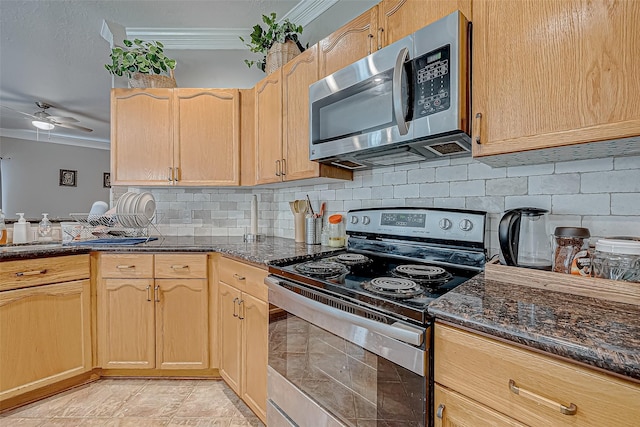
[294,213,306,243]
[305,216,322,245]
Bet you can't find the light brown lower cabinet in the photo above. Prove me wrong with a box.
[0,255,92,408]
[218,256,268,424]
[434,323,640,427]
[98,253,209,370]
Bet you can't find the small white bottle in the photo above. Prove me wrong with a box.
[13,213,31,244]
[38,213,53,241]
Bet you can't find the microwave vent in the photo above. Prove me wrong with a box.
[424,141,470,156]
[361,150,425,166]
[331,159,367,170]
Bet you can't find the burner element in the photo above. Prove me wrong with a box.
[294,261,349,279]
[335,253,370,264]
[363,277,424,299]
[392,264,452,286]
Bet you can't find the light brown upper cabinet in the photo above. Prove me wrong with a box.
[255,54,352,185]
[111,88,240,186]
[472,0,640,159]
[319,0,472,78]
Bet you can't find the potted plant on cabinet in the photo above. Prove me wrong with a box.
[240,12,306,74]
[105,38,177,88]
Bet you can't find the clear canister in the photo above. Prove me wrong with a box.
[592,238,640,282]
[552,227,590,275]
[327,214,345,248]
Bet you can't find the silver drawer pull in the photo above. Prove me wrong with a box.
[233,273,245,281]
[116,265,135,269]
[436,403,445,419]
[16,269,47,277]
[170,265,189,270]
[509,379,577,416]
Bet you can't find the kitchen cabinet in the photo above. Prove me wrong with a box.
[434,323,640,427]
[218,256,268,423]
[319,0,471,77]
[255,48,352,185]
[0,255,91,406]
[471,0,640,161]
[111,88,240,186]
[97,253,209,371]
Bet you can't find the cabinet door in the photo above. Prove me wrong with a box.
[0,280,91,401]
[111,89,173,185]
[472,0,640,157]
[98,278,155,369]
[219,281,242,394]
[319,7,378,77]
[155,278,209,370]
[240,88,257,186]
[379,0,472,48]
[174,89,240,186]
[434,385,526,427]
[241,292,268,424]
[255,69,283,185]
[282,45,320,181]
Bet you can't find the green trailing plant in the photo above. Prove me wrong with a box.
[105,38,177,78]
[240,12,306,71]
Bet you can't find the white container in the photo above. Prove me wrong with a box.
[13,213,31,244]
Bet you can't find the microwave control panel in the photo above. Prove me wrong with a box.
[413,44,451,118]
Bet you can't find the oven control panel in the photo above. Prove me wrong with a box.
[346,208,485,244]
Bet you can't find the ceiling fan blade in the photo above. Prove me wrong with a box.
[55,122,93,132]
[48,115,79,123]
[1,104,39,120]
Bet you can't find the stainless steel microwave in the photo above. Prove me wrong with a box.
[309,11,470,170]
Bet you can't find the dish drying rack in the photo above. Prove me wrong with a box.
[69,213,163,241]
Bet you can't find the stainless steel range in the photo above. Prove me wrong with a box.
[266,207,487,427]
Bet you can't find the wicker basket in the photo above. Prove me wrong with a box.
[129,69,177,88]
[265,41,301,74]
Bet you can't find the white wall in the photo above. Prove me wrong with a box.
[0,136,110,219]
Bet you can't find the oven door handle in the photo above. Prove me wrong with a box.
[266,276,423,346]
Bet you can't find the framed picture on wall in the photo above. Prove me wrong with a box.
[59,169,77,187]
[103,172,111,188]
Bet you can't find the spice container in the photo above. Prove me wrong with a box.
[552,227,591,275]
[592,237,640,282]
[327,214,345,248]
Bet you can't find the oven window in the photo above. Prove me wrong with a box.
[269,310,426,426]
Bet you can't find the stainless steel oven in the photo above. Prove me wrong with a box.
[266,207,487,427]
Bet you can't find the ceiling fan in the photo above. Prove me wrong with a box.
[2,101,93,133]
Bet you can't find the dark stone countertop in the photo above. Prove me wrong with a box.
[428,273,640,381]
[0,236,342,265]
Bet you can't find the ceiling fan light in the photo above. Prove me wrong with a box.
[32,120,54,130]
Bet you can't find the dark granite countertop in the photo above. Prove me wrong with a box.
[428,273,640,381]
[0,236,341,265]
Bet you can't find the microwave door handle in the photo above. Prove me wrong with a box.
[392,47,410,136]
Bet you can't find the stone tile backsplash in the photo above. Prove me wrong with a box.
[116,155,640,257]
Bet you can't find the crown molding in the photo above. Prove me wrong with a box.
[125,0,338,50]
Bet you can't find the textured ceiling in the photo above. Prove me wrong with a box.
[0,0,373,149]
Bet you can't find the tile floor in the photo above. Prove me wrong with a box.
[0,378,265,426]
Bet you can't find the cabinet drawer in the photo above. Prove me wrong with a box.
[218,256,268,301]
[155,254,207,279]
[434,324,640,427]
[100,254,154,278]
[0,255,90,291]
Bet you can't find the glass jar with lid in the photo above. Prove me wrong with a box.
[552,227,590,275]
[592,237,640,282]
[327,214,345,248]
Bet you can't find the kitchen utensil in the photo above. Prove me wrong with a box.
[306,195,315,216]
[498,208,551,270]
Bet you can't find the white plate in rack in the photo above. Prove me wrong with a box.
[137,192,156,225]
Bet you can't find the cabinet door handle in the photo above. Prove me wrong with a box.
[238,299,245,320]
[174,167,179,182]
[509,379,577,416]
[154,285,160,302]
[168,167,173,182]
[146,285,151,302]
[474,112,482,144]
[275,159,281,177]
[377,27,384,50]
[170,265,189,270]
[281,158,286,176]
[436,403,445,419]
[15,269,47,277]
[116,265,135,269]
[232,297,239,317]
[367,33,374,55]
[233,273,245,281]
